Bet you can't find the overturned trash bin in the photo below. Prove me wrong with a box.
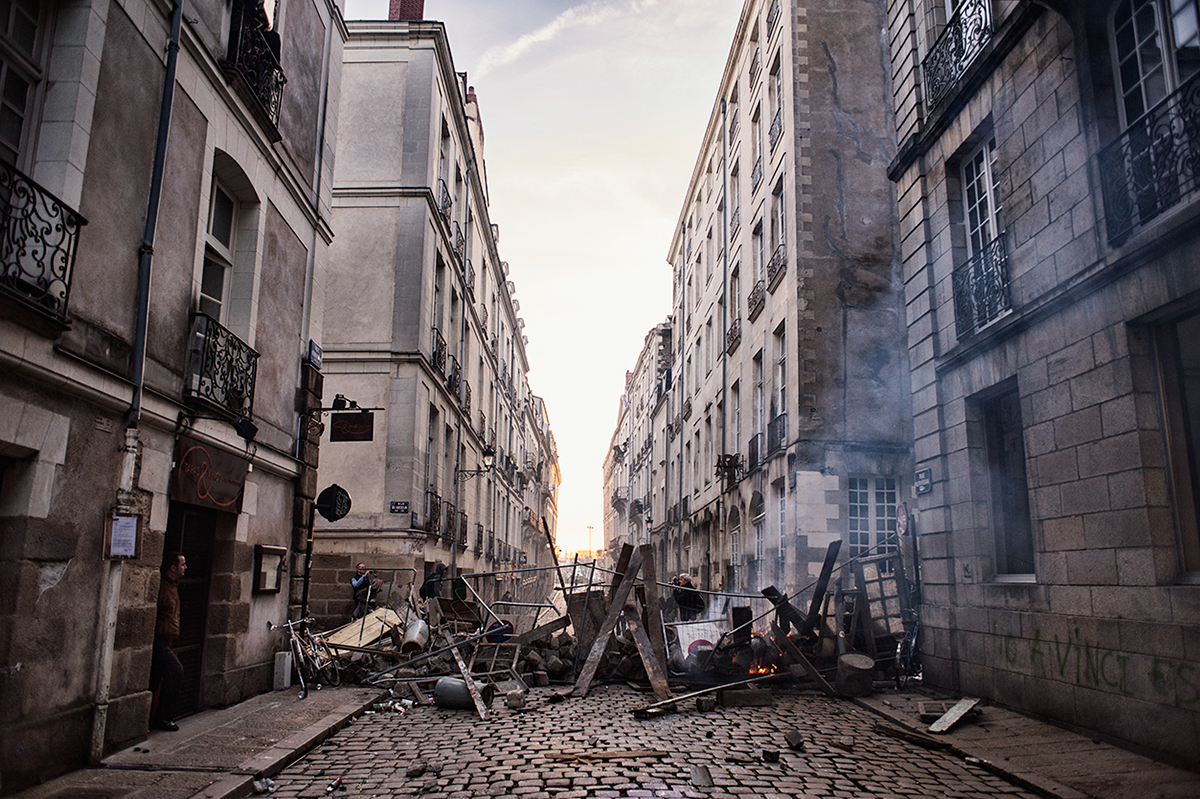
[401,619,430,654]
[433,677,494,710]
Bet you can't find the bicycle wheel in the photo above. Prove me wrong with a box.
[296,637,323,687]
[290,637,309,699]
[310,635,341,686]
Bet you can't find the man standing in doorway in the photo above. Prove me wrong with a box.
[150,553,186,732]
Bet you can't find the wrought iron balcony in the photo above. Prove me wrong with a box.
[747,432,763,473]
[431,327,447,373]
[727,316,742,354]
[446,355,461,396]
[453,221,465,261]
[749,46,761,87]
[437,178,453,224]
[767,242,786,291]
[185,313,259,420]
[474,522,484,555]
[682,397,693,420]
[751,155,764,195]
[422,490,441,534]
[442,502,456,546]
[458,511,468,550]
[1099,71,1200,246]
[769,107,783,152]
[922,0,992,110]
[612,485,629,508]
[728,113,740,144]
[951,232,1011,338]
[767,413,787,454]
[480,303,488,332]
[463,258,475,300]
[223,0,286,135]
[461,377,471,416]
[0,160,87,328]
[486,531,494,561]
[748,279,766,321]
[767,0,781,38]
[730,205,741,237]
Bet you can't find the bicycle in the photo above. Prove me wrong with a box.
[268,617,341,698]
[894,615,921,689]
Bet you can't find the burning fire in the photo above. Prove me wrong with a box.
[748,663,778,675]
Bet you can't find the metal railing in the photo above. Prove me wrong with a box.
[1099,71,1200,246]
[767,413,787,454]
[729,113,740,144]
[422,490,442,534]
[767,0,781,38]
[751,155,763,195]
[185,313,259,420]
[453,221,465,261]
[726,316,742,354]
[730,205,741,237]
[437,178,453,223]
[223,0,286,129]
[749,46,761,87]
[0,161,87,324]
[922,0,992,109]
[463,258,475,300]
[748,279,766,321]
[769,106,783,152]
[462,377,471,417]
[951,232,1011,338]
[767,242,786,289]
[442,502,456,547]
[747,432,764,473]
[474,522,484,555]
[612,485,629,507]
[446,355,461,396]
[432,327,447,373]
[459,511,468,551]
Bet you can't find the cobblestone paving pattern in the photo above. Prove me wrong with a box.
[270,685,1040,798]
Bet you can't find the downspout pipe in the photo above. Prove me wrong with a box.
[718,100,730,590]
[126,0,184,431]
[95,0,183,765]
[450,156,475,581]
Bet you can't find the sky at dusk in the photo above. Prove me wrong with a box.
[342,0,743,552]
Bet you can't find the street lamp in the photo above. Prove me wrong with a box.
[458,444,496,480]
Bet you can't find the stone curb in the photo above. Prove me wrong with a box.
[186,689,389,799]
[850,696,1088,799]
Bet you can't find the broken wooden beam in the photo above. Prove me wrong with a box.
[572,546,645,697]
[771,621,837,697]
[928,697,981,733]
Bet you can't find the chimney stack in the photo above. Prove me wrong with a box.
[389,0,424,20]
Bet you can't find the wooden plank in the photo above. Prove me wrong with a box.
[609,543,634,603]
[631,673,778,718]
[803,540,842,636]
[772,622,837,697]
[445,636,491,720]
[322,608,404,648]
[928,697,981,734]
[638,544,669,677]
[572,546,644,697]
[510,614,571,645]
[624,598,671,701]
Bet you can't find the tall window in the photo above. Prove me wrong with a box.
[776,484,786,583]
[1113,0,1200,127]
[1155,311,1200,572]
[962,136,1000,259]
[772,324,786,420]
[983,389,1034,575]
[848,476,897,562]
[199,182,237,320]
[753,350,764,435]
[730,265,741,318]
[0,0,41,167]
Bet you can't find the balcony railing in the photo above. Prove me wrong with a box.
[486,531,495,561]
[747,432,764,473]
[1099,71,1200,246]
[453,221,465,261]
[0,161,87,327]
[951,232,1011,338]
[442,502,456,547]
[769,107,783,152]
[748,279,766,321]
[463,258,475,300]
[458,511,468,551]
[751,155,764,195]
[730,205,741,237]
[726,316,742,354]
[480,303,488,333]
[767,413,787,454]
[767,242,786,290]
[922,0,992,110]
[431,327,447,373]
[185,314,259,420]
[422,490,442,534]
[437,178,453,224]
[682,397,693,420]
[462,377,471,416]
[446,355,461,396]
[474,522,484,555]
[223,0,286,134]
[612,485,629,508]
[749,46,761,87]
[767,0,781,38]
[729,113,740,144]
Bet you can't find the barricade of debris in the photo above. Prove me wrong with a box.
[292,537,958,727]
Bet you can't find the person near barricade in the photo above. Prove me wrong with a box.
[149,553,187,732]
[673,573,705,621]
[351,562,379,618]
[419,562,446,600]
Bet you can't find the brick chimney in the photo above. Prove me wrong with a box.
[389,0,424,20]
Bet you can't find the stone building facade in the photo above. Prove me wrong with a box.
[605,0,910,598]
[310,3,559,623]
[0,0,344,790]
[887,0,1200,765]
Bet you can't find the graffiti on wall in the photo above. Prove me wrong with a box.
[989,623,1198,707]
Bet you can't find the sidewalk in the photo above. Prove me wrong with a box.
[12,686,384,799]
[855,687,1200,799]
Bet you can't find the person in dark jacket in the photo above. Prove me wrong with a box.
[419,562,446,599]
[149,553,186,731]
[673,573,705,621]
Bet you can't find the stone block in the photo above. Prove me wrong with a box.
[1029,382,1073,425]
[1077,432,1142,479]
[1046,337,1094,386]
[1071,362,1132,412]
[1046,585,1094,616]
[1035,448,1078,487]
[1082,508,1149,549]
[1064,548,1117,586]
[1055,406,1102,448]
[1060,476,1110,516]
[1041,515,1085,551]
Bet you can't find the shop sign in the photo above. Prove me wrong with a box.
[171,435,248,512]
[330,411,374,442]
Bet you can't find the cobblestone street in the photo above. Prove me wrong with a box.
[269,685,1039,798]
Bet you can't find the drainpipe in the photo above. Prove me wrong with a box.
[93,0,184,764]
[677,224,685,578]
[718,99,730,592]
[449,156,475,581]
